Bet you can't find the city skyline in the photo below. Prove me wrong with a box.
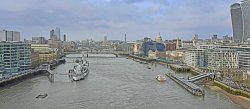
[1,0,235,40]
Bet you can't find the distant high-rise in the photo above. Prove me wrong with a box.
[55,28,61,40]
[50,28,61,40]
[231,0,250,43]
[32,37,47,44]
[63,34,66,41]
[0,30,20,42]
[50,29,54,39]
[104,36,107,42]
[125,34,127,43]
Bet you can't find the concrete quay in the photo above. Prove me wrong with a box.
[0,60,64,87]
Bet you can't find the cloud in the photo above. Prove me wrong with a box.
[0,0,235,40]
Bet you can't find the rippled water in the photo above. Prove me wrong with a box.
[0,54,241,109]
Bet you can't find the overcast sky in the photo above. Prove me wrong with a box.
[0,0,236,41]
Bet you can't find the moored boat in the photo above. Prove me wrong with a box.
[71,56,89,81]
[156,74,167,82]
[36,93,48,99]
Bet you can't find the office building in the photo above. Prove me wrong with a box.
[31,44,50,52]
[38,51,58,64]
[0,30,20,42]
[231,0,250,43]
[31,50,40,69]
[141,41,165,56]
[0,42,31,74]
[164,39,181,51]
[32,37,47,44]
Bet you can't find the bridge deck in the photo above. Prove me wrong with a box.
[188,73,212,82]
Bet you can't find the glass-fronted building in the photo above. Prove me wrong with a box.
[0,42,31,75]
[141,41,165,56]
[231,0,250,43]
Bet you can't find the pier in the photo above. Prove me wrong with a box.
[168,64,191,72]
[129,55,156,62]
[166,73,205,96]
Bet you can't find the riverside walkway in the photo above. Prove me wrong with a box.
[0,64,57,86]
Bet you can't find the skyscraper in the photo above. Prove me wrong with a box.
[231,0,250,43]
[50,28,61,40]
[104,36,107,42]
[63,34,66,41]
[55,28,61,40]
[50,29,54,39]
[125,34,127,43]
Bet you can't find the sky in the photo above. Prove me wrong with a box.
[0,0,236,41]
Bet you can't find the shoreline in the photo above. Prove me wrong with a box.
[129,56,250,108]
[207,82,250,109]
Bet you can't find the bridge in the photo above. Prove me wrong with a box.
[64,50,130,59]
[64,48,129,56]
[38,64,55,82]
[188,73,213,82]
[39,64,80,81]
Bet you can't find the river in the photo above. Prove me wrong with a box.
[0,54,241,109]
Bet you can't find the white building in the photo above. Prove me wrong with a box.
[0,30,20,42]
[196,44,220,49]
[239,51,250,69]
[207,49,239,71]
[184,49,206,68]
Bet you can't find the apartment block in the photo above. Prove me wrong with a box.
[207,49,239,72]
[183,49,206,68]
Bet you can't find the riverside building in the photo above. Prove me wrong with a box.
[183,49,206,68]
[207,48,239,72]
[0,41,31,75]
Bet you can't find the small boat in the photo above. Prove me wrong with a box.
[140,61,148,64]
[36,93,48,99]
[146,66,151,69]
[156,75,167,82]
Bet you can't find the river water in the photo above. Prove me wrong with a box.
[0,54,241,109]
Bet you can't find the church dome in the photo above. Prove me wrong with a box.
[155,33,163,43]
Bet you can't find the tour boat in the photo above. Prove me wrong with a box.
[156,74,167,82]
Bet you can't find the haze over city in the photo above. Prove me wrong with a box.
[0,0,235,40]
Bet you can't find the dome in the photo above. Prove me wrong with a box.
[155,33,163,43]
